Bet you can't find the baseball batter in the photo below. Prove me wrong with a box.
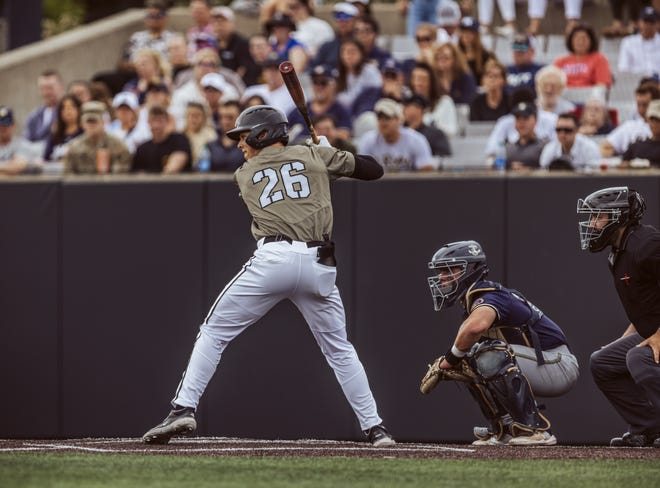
[142,105,395,447]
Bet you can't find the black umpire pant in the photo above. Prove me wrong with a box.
[590,333,660,435]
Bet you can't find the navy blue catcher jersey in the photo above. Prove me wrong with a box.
[464,280,569,350]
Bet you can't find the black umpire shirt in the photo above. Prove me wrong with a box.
[609,224,660,338]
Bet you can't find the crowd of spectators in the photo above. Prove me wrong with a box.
[1,0,659,177]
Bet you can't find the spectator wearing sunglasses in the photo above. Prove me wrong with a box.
[539,112,600,171]
[505,34,544,99]
[309,2,360,72]
[358,98,438,172]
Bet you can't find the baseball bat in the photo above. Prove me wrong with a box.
[279,61,320,144]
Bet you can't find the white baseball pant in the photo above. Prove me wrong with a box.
[172,239,383,431]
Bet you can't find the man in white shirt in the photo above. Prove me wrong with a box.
[288,0,335,57]
[601,84,659,156]
[169,48,240,130]
[241,54,296,117]
[485,89,557,157]
[358,98,437,172]
[539,112,600,171]
[618,7,660,75]
[435,1,461,45]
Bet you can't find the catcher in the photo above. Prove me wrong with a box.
[420,240,579,445]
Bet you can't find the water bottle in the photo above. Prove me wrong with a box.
[493,141,506,173]
[198,145,211,173]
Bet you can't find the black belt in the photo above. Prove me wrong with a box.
[263,235,325,248]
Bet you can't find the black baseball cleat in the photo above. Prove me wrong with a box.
[142,406,197,445]
[364,424,396,447]
[610,432,660,447]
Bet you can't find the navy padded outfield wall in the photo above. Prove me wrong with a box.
[0,174,658,442]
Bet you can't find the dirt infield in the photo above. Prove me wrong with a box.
[1,437,659,460]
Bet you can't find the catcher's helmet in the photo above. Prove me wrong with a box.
[577,186,645,252]
[226,105,289,149]
[427,240,489,311]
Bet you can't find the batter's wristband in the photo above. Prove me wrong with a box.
[444,349,462,366]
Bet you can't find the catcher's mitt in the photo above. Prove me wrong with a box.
[420,356,477,394]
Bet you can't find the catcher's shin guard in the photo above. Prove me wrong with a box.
[469,340,550,436]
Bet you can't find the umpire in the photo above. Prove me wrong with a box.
[578,186,660,447]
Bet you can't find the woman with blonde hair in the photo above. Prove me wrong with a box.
[433,42,477,105]
[183,101,217,169]
[123,48,172,105]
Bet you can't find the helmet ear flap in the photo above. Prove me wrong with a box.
[627,189,646,224]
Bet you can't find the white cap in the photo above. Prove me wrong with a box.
[112,91,139,110]
[211,6,235,21]
[333,2,359,16]
[374,98,403,118]
[436,0,461,27]
[200,73,228,92]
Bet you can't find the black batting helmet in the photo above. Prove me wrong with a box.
[226,105,289,149]
[577,186,645,252]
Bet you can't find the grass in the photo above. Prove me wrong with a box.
[1,454,659,488]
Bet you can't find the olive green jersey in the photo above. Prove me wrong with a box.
[234,144,356,242]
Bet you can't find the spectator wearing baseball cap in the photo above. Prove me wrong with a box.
[107,91,152,154]
[358,97,439,172]
[200,72,228,132]
[621,99,660,168]
[458,17,496,85]
[617,7,660,75]
[65,101,132,174]
[504,100,548,171]
[505,33,544,98]
[266,12,309,73]
[287,0,335,58]
[435,0,461,44]
[308,2,359,72]
[402,93,451,158]
[287,64,352,144]
[0,105,44,175]
[240,52,296,116]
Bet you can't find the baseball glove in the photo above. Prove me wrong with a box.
[420,356,477,394]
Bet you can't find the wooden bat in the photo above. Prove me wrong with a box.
[279,61,319,144]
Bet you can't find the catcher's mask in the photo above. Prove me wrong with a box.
[427,240,488,311]
[226,104,289,149]
[577,186,645,253]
